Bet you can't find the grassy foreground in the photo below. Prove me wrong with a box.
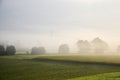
[0,55,120,80]
[68,72,120,80]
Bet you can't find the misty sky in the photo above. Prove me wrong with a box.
[0,0,120,52]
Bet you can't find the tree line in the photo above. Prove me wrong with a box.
[0,45,16,55]
[30,37,120,54]
[77,37,108,53]
[58,37,109,54]
[1,37,120,55]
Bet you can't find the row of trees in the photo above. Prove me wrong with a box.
[30,37,120,54]
[0,45,16,55]
[77,37,108,53]
[31,44,70,55]
[1,37,120,55]
[58,37,109,54]
[30,45,69,55]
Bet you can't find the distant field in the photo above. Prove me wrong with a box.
[0,54,120,80]
[34,54,120,64]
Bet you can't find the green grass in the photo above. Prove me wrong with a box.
[68,72,120,80]
[0,55,120,80]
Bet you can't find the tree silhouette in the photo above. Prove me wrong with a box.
[6,45,16,55]
[84,40,91,53]
[77,40,91,53]
[38,47,46,54]
[31,47,38,55]
[92,37,108,53]
[0,45,5,55]
[31,47,46,55]
[59,44,69,54]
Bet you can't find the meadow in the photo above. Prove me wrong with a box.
[68,72,120,80]
[0,54,120,80]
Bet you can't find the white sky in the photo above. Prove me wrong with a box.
[0,0,120,52]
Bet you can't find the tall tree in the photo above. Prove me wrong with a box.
[92,37,108,53]
[59,44,69,54]
[31,47,38,55]
[84,40,91,53]
[77,40,91,53]
[6,45,16,55]
[38,47,46,54]
[0,45,5,55]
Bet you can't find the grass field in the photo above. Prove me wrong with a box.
[0,54,120,80]
[68,72,120,80]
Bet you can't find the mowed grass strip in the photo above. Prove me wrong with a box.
[68,72,120,80]
[0,55,120,80]
[34,54,120,64]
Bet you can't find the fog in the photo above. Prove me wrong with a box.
[0,0,120,53]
